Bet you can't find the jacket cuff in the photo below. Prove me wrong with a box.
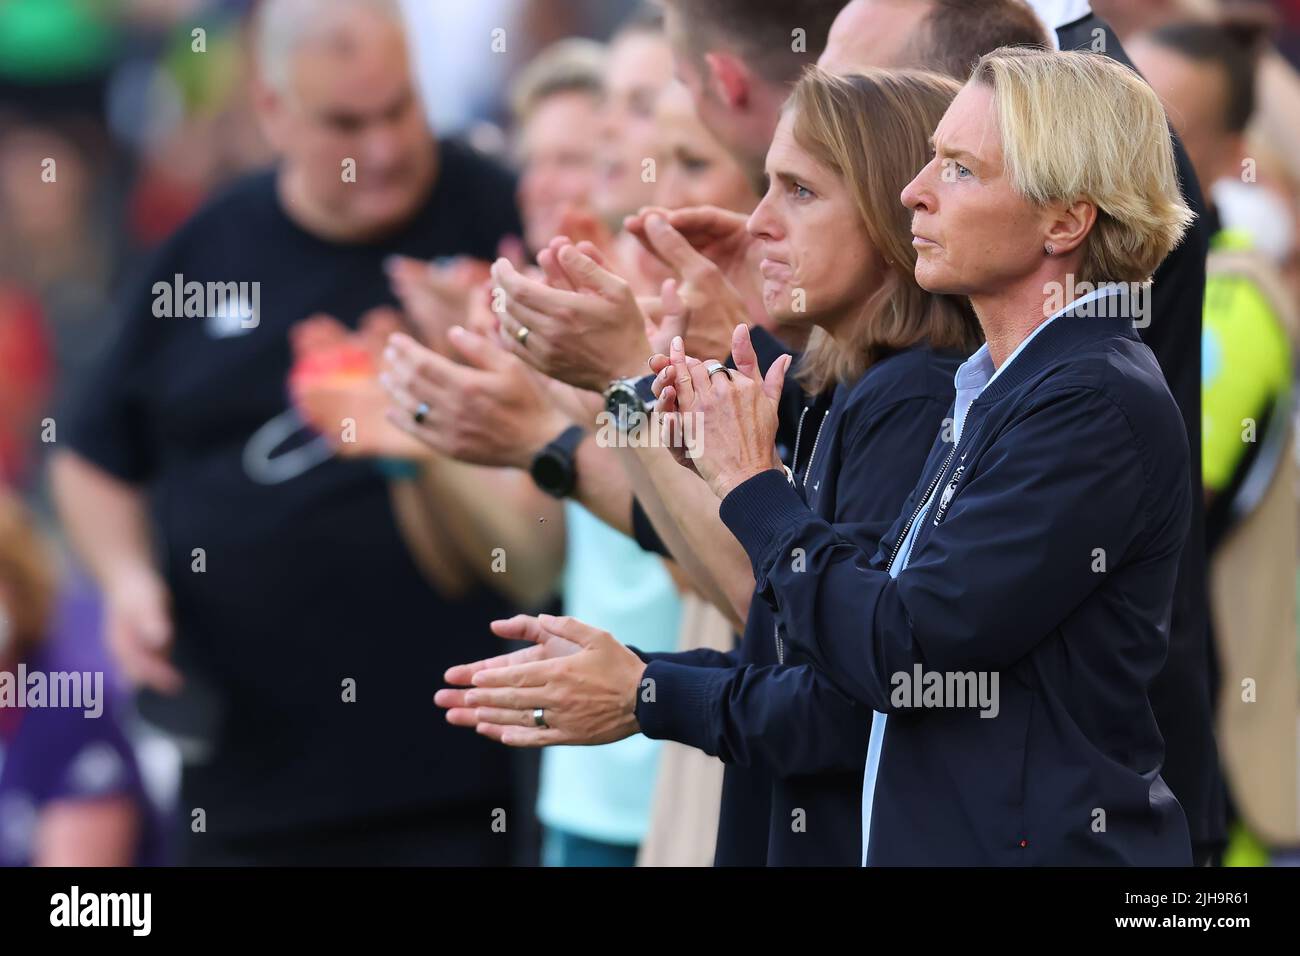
[635,659,729,752]
[719,469,810,577]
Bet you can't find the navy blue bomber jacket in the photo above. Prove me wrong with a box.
[720,297,1194,866]
[633,345,961,865]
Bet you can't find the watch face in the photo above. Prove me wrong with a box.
[606,383,639,429]
[632,373,658,408]
[532,451,570,496]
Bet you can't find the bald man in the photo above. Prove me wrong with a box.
[52,0,527,865]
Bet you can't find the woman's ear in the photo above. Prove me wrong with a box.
[1043,199,1097,259]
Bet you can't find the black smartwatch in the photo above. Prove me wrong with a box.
[602,373,657,433]
[529,425,586,498]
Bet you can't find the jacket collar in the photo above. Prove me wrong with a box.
[976,286,1142,403]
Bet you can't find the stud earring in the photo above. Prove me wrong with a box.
[1045,243,1055,256]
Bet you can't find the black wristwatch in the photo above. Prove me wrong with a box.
[602,373,657,433]
[529,425,586,498]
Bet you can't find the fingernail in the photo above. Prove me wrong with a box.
[672,336,683,351]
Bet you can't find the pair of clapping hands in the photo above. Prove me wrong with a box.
[430,210,795,750]
[482,207,756,393]
[377,205,771,471]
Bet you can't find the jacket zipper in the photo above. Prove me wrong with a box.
[775,406,830,665]
[887,398,981,572]
[802,411,829,489]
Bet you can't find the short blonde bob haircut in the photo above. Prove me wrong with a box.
[970,47,1195,285]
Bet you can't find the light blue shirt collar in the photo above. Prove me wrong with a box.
[950,284,1119,437]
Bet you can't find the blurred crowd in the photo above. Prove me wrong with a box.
[0,0,1298,868]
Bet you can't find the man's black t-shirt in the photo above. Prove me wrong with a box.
[66,140,526,840]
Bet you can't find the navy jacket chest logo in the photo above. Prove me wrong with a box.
[932,463,965,527]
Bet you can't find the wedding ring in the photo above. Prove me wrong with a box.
[516,325,531,347]
[532,707,548,728]
[413,402,430,425]
[706,361,732,380]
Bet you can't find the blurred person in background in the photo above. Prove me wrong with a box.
[0,123,113,468]
[650,82,760,216]
[1096,0,1300,300]
[49,0,531,866]
[386,32,768,865]
[511,39,607,258]
[0,490,161,867]
[381,10,672,374]
[1130,18,1300,866]
[659,0,844,192]
[510,25,683,867]
[382,20,686,868]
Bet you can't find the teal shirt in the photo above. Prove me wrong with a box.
[535,503,682,845]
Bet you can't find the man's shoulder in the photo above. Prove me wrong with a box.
[156,168,280,257]
[437,137,517,189]
[188,168,279,225]
[420,139,521,252]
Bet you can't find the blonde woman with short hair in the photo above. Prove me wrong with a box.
[675,46,1200,865]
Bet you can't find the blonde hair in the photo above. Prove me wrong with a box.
[510,39,607,123]
[787,66,981,394]
[970,47,1196,285]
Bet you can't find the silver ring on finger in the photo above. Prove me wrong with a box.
[413,402,430,425]
[532,707,548,728]
[705,361,732,380]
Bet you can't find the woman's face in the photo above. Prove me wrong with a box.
[517,90,602,255]
[901,82,1051,299]
[652,84,757,214]
[593,31,675,222]
[746,109,881,332]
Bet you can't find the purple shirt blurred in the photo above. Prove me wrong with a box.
[0,575,163,866]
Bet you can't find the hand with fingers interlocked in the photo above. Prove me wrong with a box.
[652,323,791,500]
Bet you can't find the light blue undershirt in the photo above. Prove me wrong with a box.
[859,286,1115,865]
[536,502,682,847]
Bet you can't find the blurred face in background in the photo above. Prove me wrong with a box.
[516,90,603,255]
[746,109,882,332]
[1089,0,1203,40]
[652,83,758,214]
[1127,38,1241,193]
[255,7,436,240]
[593,29,675,223]
[0,127,89,244]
